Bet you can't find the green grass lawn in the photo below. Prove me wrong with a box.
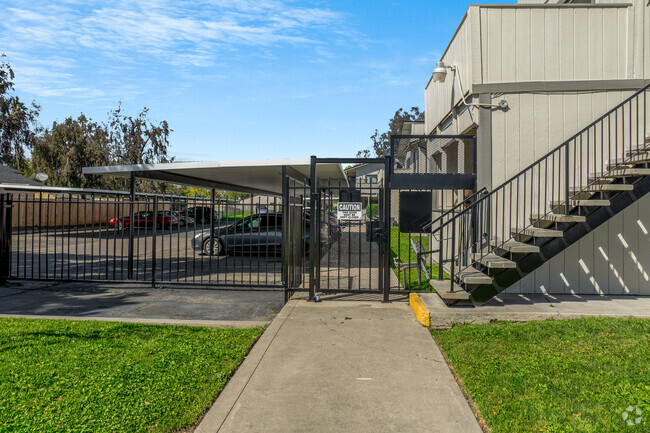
[220,211,251,220]
[432,317,650,433]
[0,318,263,433]
[390,227,447,291]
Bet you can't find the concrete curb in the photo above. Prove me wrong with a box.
[194,296,299,433]
[408,293,430,327]
[0,314,269,329]
[417,293,650,328]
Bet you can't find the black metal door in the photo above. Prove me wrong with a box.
[308,157,391,300]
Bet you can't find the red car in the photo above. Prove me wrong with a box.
[109,211,178,229]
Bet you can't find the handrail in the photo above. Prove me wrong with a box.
[425,187,488,232]
[437,83,650,287]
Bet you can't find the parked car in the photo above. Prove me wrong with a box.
[186,206,220,224]
[159,210,194,227]
[109,211,178,229]
[191,213,324,256]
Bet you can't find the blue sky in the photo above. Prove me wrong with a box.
[1,0,514,162]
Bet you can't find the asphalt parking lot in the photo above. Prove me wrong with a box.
[0,280,285,326]
[11,224,284,286]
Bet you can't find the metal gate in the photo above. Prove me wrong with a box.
[308,158,392,301]
[388,134,477,291]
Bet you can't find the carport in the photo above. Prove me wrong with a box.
[82,158,347,195]
[78,158,347,296]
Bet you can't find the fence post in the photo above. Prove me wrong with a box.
[0,194,12,284]
[383,155,391,303]
[281,166,289,299]
[127,171,135,280]
[151,195,157,287]
[209,189,216,258]
[308,156,316,300]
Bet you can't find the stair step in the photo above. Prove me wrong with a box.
[513,227,563,238]
[430,280,470,301]
[570,183,634,193]
[492,240,540,254]
[472,253,517,269]
[613,154,650,164]
[606,168,650,177]
[625,143,650,157]
[530,213,586,223]
[550,199,610,208]
[607,156,650,170]
[607,163,643,171]
[588,176,617,184]
[589,168,650,178]
[458,267,493,285]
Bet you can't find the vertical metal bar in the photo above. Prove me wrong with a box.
[112,197,117,280]
[383,155,391,302]
[152,196,157,286]
[167,195,172,283]
[564,142,570,214]
[38,194,42,279]
[90,194,95,280]
[23,194,28,279]
[326,179,332,290]
[0,195,11,284]
[46,195,50,278]
[309,155,317,300]
[209,188,216,283]
[30,193,35,278]
[368,177,372,291]
[192,195,197,283]
[449,218,456,292]
[175,198,180,282]
[15,194,21,278]
[251,195,256,285]
[127,171,135,279]
[282,166,289,292]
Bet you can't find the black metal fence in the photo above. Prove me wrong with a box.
[5,185,285,289]
[283,176,310,295]
[388,135,477,290]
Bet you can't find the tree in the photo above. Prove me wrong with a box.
[182,187,214,198]
[222,191,250,201]
[32,114,113,189]
[0,54,41,170]
[33,105,175,191]
[106,104,174,193]
[357,107,424,157]
[108,103,173,166]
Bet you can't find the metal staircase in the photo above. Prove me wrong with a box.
[431,84,650,304]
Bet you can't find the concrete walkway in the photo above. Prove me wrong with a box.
[196,293,482,433]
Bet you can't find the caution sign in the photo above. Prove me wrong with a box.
[337,202,363,220]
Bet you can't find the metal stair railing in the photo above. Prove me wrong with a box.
[433,84,650,288]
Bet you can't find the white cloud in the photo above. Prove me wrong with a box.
[0,0,345,98]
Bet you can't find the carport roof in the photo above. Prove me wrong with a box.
[82,158,347,195]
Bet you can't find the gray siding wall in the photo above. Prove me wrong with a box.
[490,90,635,188]
[478,5,632,83]
[505,191,650,295]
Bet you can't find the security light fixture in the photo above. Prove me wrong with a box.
[432,61,452,83]
[431,61,508,110]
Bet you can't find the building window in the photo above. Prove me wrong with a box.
[365,174,378,184]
